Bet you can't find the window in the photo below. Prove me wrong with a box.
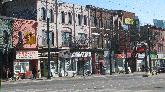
[99,19,102,28]
[52,32,54,45]
[94,17,97,26]
[91,16,95,27]
[49,9,54,22]
[68,12,72,24]
[42,30,47,45]
[49,31,54,46]
[78,33,87,44]
[41,7,46,20]
[78,14,82,25]
[62,32,71,47]
[61,11,65,24]
[84,15,87,25]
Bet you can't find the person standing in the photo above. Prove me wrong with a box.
[32,66,37,80]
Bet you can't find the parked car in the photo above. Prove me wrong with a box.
[157,64,165,73]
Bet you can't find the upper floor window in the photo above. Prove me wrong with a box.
[42,30,47,45]
[49,9,54,22]
[78,14,82,25]
[99,19,103,28]
[41,7,46,20]
[61,11,65,24]
[62,32,71,47]
[94,17,98,27]
[68,12,72,24]
[49,31,54,46]
[78,33,87,44]
[84,15,87,25]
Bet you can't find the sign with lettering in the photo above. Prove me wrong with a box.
[16,51,38,59]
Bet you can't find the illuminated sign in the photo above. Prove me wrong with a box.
[124,18,134,25]
[16,51,38,59]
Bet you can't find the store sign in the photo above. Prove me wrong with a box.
[16,51,38,59]
[124,18,134,25]
[71,52,91,58]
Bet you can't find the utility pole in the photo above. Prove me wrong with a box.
[124,26,129,74]
[109,40,112,75]
[55,0,58,76]
[46,0,51,79]
[148,25,152,73]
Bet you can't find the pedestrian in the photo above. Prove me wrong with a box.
[32,66,37,80]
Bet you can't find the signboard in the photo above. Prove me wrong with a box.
[71,52,91,58]
[124,18,134,25]
[12,19,38,49]
[16,51,38,59]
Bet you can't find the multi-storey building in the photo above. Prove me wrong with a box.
[1,0,140,78]
[153,19,165,29]
[1,0,91,77]
[1,0,58,78]
[86,5,115,74]
[57,3,91,76]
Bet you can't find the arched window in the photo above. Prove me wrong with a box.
[41,7,46,20]
[49,9,54,22]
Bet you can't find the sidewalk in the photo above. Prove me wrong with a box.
[1,72,147,85]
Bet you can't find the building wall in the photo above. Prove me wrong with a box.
[150,28,165,54]
[1,0,37,20]
[12,19,38,49]
[37,0,57,47]
[58,3,90,48]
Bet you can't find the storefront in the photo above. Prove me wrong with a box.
[12,19,38,79]
[71,52,91,76]
[14,51,39,79]
[114,52,132,73]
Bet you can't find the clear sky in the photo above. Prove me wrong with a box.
[62,0,165,25]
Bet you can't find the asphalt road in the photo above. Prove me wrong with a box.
[1,73,165,92]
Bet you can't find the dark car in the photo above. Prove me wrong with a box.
[157,64,165,73]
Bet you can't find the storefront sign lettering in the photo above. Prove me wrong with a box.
[16,51,38,59]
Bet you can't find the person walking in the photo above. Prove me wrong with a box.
[32,66,37,80]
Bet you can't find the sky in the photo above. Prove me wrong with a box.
[62,0,165,25]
